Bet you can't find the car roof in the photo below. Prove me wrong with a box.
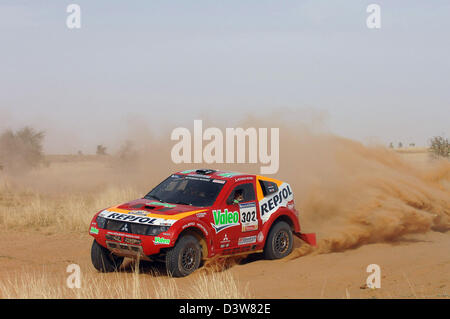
[174,169,286,187]
[175,169,254,180]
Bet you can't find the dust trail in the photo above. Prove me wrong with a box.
[283,131,450,258]
[201,255,248,273]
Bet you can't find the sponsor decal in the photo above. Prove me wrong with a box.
[217,172,240,178]
[159,222,173,226]
[220,234,230,243]
[154,237,171,245]
[257,231,264,243]
[211,209,240,233]
[99,210,177,226]
[196,212,207,218]
[181,169,196,174]
[239,202,258,232]
[259,183,294,221]
[238,235,257,246]
[196,223,209,236]
[182,222,196,229]
[102,211,157,224]
[107,231,140,239]
[212,179,226,184]
[185,176,210,182]
[187,174,211,179]
[220,234,231,248]
[127,210,148,216]
[243,225,258,232]
[90,226,99,235]
[235,176,253,182]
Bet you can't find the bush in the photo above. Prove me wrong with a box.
[96,144,107,155]
[117,140,138,160]
[429,136,449,159]
[0,127,45,173]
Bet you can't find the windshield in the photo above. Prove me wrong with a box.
[144,175,225,207]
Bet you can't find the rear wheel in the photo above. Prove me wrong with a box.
[264,221,293,260]
[91,240,124,272]
[165,235,202,277]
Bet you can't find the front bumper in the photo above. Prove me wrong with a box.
[89,224,175,259]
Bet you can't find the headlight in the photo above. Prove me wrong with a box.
[147,225,170,236]
[96,215,107,228]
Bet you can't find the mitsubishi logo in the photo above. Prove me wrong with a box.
[120,223,129,233]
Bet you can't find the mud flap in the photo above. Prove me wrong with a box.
[294,232,317,246]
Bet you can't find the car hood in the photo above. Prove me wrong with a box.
[106,198,208,219]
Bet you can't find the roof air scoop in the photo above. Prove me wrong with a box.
[195,169,216,175]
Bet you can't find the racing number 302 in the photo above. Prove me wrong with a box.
[241,210,256,223]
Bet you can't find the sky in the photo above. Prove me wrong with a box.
[0,0,449,153]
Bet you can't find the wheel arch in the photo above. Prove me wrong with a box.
[262,210,298,238]
[176,226,210,259]
[272,214,295,230]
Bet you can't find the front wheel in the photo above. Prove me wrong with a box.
[264,221,293,260]
[91,240,124,272]
[165,235,202,277]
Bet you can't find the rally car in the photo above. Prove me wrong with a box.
[89,169,316,277]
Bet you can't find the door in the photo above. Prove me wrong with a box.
[212,182,260,253]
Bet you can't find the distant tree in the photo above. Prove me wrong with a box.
[117,140,137,160]
[96,144,107,155]
[409,143,415,147]
[389,142,394,148]
[429,136,449,159]
[0,126,45,172]
[398,142,403,148]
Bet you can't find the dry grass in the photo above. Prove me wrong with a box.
[0,264,252,299]
[189,271,251,299]
[0,183,141,233]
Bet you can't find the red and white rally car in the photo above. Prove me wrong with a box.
[89,169,316,277]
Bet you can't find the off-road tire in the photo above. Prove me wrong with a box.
[264,221,293,260]
[91,239,124,272]
[165,235,202,277]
